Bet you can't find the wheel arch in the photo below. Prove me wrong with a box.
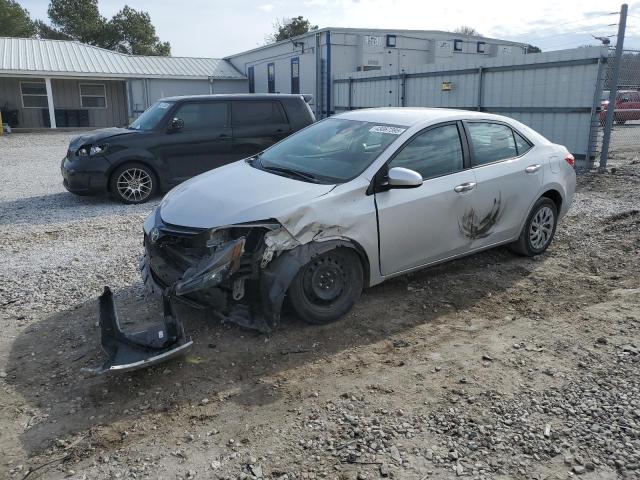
[540,188,563,214]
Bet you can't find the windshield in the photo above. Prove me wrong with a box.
[129,101,174,131]
[257,118,405,183]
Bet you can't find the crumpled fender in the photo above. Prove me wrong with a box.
[227,239,362,333]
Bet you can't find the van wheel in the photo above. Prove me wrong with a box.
[510,198,558,256]
[110,163,157,204]
[288,248,363,325]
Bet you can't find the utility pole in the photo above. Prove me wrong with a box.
[599,3,627,171]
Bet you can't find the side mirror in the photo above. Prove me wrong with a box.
[387,167,423,188]
[168,117,184,132]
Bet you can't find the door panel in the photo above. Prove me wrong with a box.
[464,121,542,247]
[231,101,290,161]
[375,122,476,276]
[150,101,231,185]
[376,170,478,275]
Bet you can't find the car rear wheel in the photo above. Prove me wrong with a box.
[510,197,558,256]
[288,248,363,325]
[110,163,157,204]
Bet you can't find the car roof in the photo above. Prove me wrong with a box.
[335,107,514,127]
[158,93,306,102]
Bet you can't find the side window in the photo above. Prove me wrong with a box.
[388,124,464,179]
[467,122,517,166]
[232,101,286,126]
[513,131,532,156]
[172,102,228,131]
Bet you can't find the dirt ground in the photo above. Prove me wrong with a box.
[0,130,638,480]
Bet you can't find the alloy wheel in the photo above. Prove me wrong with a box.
[529,206,555,250]
[116,168,153,202]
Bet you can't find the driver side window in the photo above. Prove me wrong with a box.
[388,124,464,179]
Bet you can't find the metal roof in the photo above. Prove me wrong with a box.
[0,37,245,80]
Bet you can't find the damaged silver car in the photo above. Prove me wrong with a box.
[96,108,576,373]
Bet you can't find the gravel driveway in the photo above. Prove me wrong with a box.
[0,131,638,480]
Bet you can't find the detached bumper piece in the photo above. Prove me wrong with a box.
[88,286,193,374]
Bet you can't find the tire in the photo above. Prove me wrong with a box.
[510,197,558,256]
[288,248,363,325]
[109,162,157,204]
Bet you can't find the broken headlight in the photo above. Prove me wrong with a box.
[78,144,108,156]
[174,237,245,296]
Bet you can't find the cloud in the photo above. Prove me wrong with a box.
[259,3,275,11]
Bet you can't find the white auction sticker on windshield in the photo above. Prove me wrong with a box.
[369,125,406,135]
[158,102,170,109]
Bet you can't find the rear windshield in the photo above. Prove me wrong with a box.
[129,101,174,131]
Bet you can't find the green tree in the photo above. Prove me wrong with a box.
[526,44,542,53]
[0,0,37,37]
[104,6,170,55]
[47,0,107,45]
[454,26,481,36]
[267,16,318,43]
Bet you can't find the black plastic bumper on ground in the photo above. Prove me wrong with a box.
[86,287,193,374]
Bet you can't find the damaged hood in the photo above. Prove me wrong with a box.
[69,127,136,149]
[159,161,336,229]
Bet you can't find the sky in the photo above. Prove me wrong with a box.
[18,0,640,58]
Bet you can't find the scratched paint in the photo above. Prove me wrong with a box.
[458,192,503,240]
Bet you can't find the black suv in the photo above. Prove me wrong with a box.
[61,94,315,203]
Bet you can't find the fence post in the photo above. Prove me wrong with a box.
[585,55,606,170]
[600,3,628,170]
[477,67,484,111]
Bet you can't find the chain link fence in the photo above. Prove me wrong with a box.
[592,49,640,169]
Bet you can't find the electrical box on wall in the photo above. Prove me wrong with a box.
[441,81,453,91]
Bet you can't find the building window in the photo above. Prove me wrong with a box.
[267,63,275,93]
[291,57,300,94]
[20,82,48,108]
[248,66,255,93]
[453,39,463,52]
[477,41,486,53]
[79,83,106,108]
[386,34,397,47]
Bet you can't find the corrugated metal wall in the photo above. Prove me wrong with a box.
[333,47,608,159]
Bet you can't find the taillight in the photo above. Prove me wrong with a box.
[565,153,575,167]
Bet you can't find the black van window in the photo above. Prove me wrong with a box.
[232,101,286,126]
[172,102,228,131]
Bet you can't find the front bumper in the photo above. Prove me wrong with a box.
[61,156,109,195]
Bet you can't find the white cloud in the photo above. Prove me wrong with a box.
[259,4,275,11]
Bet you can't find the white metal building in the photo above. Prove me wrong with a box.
[226,28,529,117]
[0,37,247,129]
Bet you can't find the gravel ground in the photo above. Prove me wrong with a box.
[0,130,638,480]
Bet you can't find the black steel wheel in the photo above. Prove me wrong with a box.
[110,163,157,204]
[288,248,363,325]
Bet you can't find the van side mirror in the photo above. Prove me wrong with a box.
[387,167,423,188]
[168,117,184,132]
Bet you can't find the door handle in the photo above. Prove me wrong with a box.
[525,164,541,173]
[454,182,476,193]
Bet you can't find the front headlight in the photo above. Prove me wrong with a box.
[78,144,108,156]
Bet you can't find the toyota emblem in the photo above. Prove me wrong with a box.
[150,227,160,243]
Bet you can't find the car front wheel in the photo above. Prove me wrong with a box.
[288,248,363,325]
[110,163,157,204]
[510,197,558,256]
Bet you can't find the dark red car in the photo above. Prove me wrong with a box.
[600,90,640,125]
